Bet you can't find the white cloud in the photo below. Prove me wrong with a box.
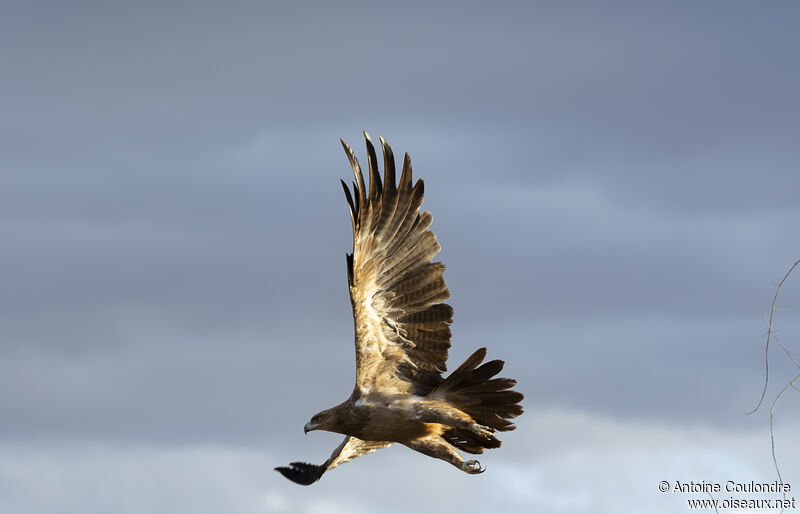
[1,409,797,514]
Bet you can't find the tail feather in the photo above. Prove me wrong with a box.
[460,377,518,394]
[436,348,524,454]
[436,348,486,393]
[460,360,505,387]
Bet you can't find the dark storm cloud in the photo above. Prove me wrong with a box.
[1,0,799,453]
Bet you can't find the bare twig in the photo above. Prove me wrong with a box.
[769,373,800,514]
[707,490,720,514]
[746,258,800,415]
[772,331,800,371]
[746,258,800,514]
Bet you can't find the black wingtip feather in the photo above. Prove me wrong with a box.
[275,462,326,486]
[340,179,355,220]
[341,138,367,210]
[346,252,354,286]
[351,180,360,216]
[379,136,397,193]
[363,131,382,200]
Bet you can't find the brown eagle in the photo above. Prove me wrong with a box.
[275,133,523,485]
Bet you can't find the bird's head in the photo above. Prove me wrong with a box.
[304,409,333,434]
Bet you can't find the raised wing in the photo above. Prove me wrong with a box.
[275,436,391,485]
[341,132,453,396]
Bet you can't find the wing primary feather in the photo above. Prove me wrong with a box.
[374,136,399,241]
[340,138,367,223]
[363,131,382,201]
[399,152,413,191]
[363,131,383,230]
[352,180,360,218]
[379,136,396,194]
[380,152,416,245]
[340,179,355,231]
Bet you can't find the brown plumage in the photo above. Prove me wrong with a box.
[275,132,524,485]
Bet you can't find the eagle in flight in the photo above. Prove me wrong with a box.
[275,133,523,485]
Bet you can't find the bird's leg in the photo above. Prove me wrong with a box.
[406,401,495,440]
[403,437,484,475]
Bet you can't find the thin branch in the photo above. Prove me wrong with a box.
[769,373,800,514]
[746,258,800,415]
[707,490,720,514]
[772,331,800,371]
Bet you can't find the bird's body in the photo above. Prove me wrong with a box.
[311,394,450,441]
[276,133,524,485]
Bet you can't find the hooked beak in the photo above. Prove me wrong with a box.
[304,422,312,435]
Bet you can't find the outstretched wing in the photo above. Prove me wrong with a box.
[341,132,453,396]
[275,436,391,485]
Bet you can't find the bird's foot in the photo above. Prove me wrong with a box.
[470,423,495,439]
[462,460,485,474]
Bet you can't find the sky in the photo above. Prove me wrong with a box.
[2,1,800,512]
